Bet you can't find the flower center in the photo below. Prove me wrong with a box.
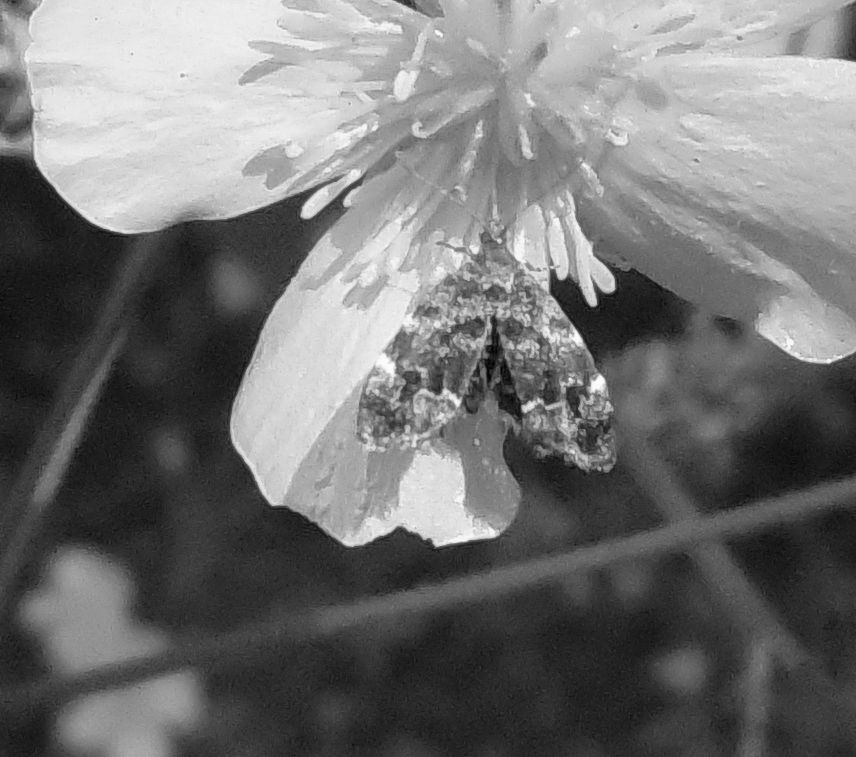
[381,2,626,304]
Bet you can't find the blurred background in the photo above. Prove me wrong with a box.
[4,2,856,756]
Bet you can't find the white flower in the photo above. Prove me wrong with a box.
[26,0,856,544]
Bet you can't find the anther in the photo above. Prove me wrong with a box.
[394,22,435,103]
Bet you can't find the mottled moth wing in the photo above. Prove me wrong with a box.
[494,260,616,471]
[356,262,491,449]
[357,230,615,471]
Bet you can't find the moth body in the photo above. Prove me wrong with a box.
[356,232,615,472]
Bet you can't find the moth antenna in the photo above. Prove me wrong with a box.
[394,151,500,249]
[394,143,608,282]
[396,146,591,229]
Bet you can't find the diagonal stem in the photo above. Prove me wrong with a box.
[0,230,175,622]
[3,474,856,719]
[737,637,774,757]
[618,423,805,666]
[618,417,856,743]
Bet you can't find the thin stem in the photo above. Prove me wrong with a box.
[737,637,774,757]
[2,471,856,718]
[0,230,174,621]
[619,423,804,666]
[619,420,856,729]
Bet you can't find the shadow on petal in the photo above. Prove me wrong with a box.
[285,388,520,547]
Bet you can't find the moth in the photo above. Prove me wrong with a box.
[356,229,616,472]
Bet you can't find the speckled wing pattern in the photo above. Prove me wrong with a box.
[356,233,616,472]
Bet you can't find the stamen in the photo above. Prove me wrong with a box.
[566,212,596,307]
[410,86,494,139]
[518,124,535,159]
[411,121,432,139]
[300,168,363,218]
[347,82,387,104]
[578,161,604,198]
[545,211,568,279]
[591,257,616,294]
[394,21,436,103]
[559,191,614,307]
[394,69,419,104]
[457,119,487,188]
[348,217,406,277]
[537,189,613,307]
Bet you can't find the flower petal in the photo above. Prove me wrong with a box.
[285,389,519,546]
[573,54,856,362]
[232,151,500,512]
[591,0,852,51]
[231,159,524,546]
[230,229,419,511]
[27,0,420,232]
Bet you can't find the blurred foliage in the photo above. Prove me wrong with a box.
[0,0,33,156]
[18,546,203,757]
